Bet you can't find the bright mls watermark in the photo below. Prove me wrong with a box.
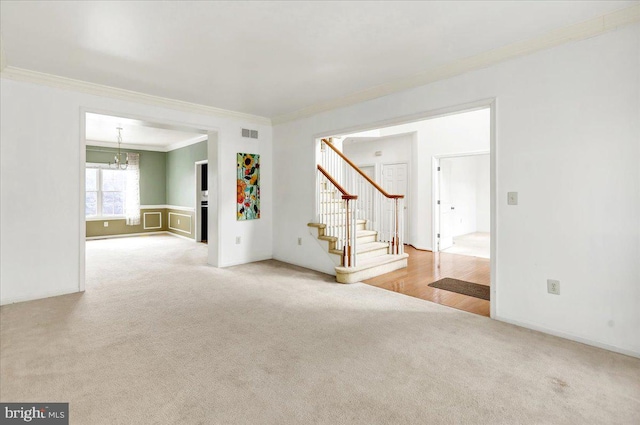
[1,403,68,424]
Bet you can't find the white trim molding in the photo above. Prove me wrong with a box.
[0,287,81,306]
[495,315,640,359]
[0,66,271,125]
[272,5,640,124]
[165,231,195,242]
[143,212,163,230]
[86,216,126,222]
[166,135,209,152]
[86,140,167,153]
[219,253,273,268]
[86,231,165,241]
[166,205,195,213]
[85,230,200,242]
[168,212,192,235]
[139,204,195,212]
[86,134,208,153]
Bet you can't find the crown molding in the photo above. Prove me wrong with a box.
[86,134,207,153]
[272,5,640,125]
[0,66,271,126]
[165,134,208,152]
[86,140,166,152]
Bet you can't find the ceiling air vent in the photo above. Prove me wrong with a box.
[241,128,259,139]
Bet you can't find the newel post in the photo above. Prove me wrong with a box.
[345,198,352,267]
[394,198,399,255]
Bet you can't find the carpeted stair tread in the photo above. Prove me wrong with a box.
[335,253,408,273]
[356,241,388,253]
[357,230,377,237]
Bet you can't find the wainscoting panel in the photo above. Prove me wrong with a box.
[143,211,163,230]
[168,210,194,238]
[86,208,167,238]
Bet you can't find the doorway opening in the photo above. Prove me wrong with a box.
[80,110,217,293]
[323,103,494,317]
[195,160,208,243]
[434,153,490,259]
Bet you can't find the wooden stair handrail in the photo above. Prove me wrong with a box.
[317,165,358,200]
[321,138,404,199]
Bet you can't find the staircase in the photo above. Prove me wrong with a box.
[309,138,408,284]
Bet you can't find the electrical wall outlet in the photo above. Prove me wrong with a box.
[177,219,181,225]
[103,222,109,227]
[236,236,241,244]
[547,279,560,295]
[298,237,302,246]
[508,192,518,205]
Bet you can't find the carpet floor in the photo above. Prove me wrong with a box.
[1,234,638,424]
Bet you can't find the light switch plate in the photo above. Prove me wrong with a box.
[508,192,518,205]
[103,222,108,227]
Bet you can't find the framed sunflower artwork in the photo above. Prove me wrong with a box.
[237,153,260,220]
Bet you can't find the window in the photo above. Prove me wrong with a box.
[85,166,127,218]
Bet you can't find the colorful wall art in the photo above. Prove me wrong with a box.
[237,153,260,220]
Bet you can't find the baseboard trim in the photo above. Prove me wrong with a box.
[86,231,165,240]
[165,231,195,241]
[0,288,82,306]
[87,230,197,242]
[408,244,433,252]
[220,254,273,268]
[271,254,337,276]
[494,315,640,359]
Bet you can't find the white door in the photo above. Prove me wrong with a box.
[439,159,454,250]
[382,163,408,243]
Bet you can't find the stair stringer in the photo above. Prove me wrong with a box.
[308,223,342,267]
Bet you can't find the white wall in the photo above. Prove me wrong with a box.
[343,134,413,170]
[395,109,490,249]
[341,110,489,249]
[475,154,490,232]
[443,156,479,237]
[441,154,490,237]
[0,79,273,304]
[273,24,640,356]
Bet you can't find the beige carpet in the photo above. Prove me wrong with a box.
[1,234,638,424]
[442,232,490,258]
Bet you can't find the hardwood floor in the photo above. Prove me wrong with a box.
[363,246,490,317]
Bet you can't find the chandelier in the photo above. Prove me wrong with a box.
[110,127,128,170]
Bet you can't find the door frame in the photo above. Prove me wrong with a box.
[432,151,490,253]
[79,107,222,294]
[194,160,208,242]
[314,98,497,318]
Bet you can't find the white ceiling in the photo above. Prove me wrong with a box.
[1,1,636,119]
[85,113,205,151]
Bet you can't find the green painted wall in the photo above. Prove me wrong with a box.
[86,146,166,205]
[165,141,207,208]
